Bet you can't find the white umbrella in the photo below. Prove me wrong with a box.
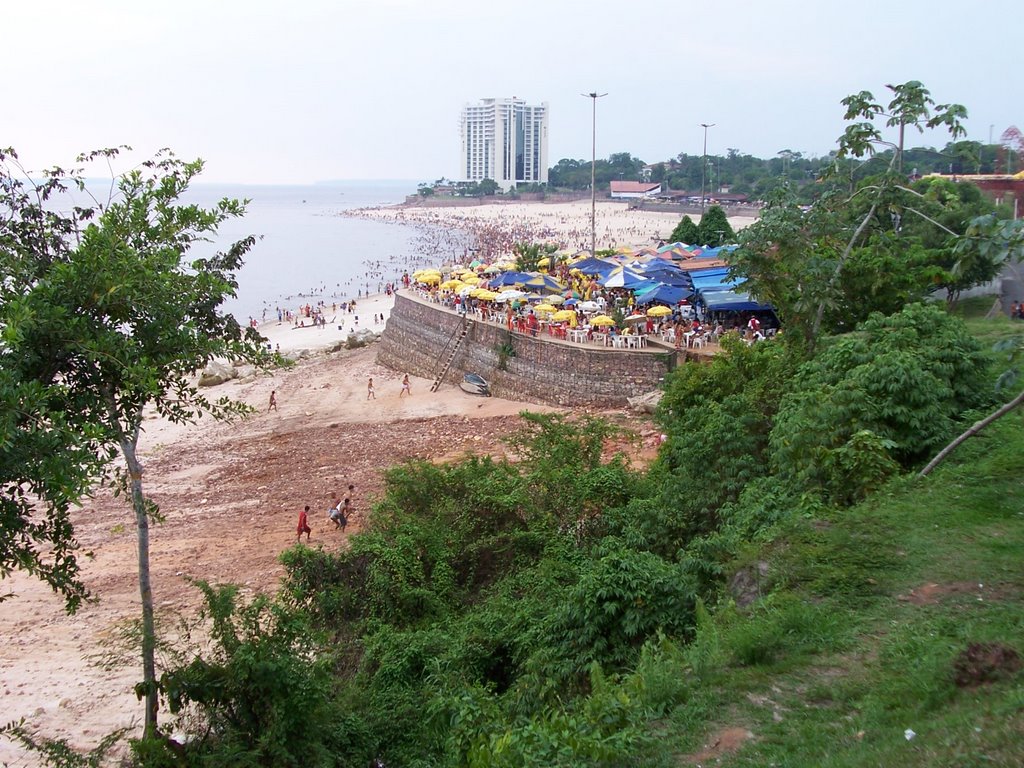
[495,289,528,302]
[579,300,600,312]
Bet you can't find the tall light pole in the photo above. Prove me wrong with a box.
[700,123,715,214]
[583,91,608,255]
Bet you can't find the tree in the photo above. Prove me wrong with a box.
[0,149,267,738]
[477,178,500,196]
[668,215,699,245]
[1,149,110,609]
[696,205,735,247]
[731,81,971,350]
[771,303,992,503]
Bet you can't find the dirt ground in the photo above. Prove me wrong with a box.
[0,344,658,765]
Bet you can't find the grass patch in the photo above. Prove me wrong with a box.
[651,415,1024,767]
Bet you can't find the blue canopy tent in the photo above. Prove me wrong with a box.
[571,256,618,276]
[641,266,693,288]
[699,289,772,313]
[634,283,692,306]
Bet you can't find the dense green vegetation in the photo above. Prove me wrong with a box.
[96,301,1021,768]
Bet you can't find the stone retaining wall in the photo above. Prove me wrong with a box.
[377,293,675,407]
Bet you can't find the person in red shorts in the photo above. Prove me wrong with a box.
[296,505,312,543]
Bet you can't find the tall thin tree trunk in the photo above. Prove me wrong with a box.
[120,435,159,737]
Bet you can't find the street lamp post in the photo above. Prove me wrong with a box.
[582,91,608,255]
[700,122,715,214]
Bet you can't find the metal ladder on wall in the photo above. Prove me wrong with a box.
[430,315,473,392]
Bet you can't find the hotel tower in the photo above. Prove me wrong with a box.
[460,98,549,191]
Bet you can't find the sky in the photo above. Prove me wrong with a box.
[6,0,1021,184]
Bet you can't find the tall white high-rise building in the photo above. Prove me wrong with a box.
[460,98,548,190]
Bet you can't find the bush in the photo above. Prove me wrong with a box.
[771,303,993,503]
[536,539,697,680]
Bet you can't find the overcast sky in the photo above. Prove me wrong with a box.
[6,0,1020,184]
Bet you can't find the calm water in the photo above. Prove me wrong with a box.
[180,181,441,322]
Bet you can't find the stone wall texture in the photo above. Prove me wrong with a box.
[377,293,675,407]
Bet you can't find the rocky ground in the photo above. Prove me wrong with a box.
[0,343,659,765]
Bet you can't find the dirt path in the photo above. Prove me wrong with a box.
[0,344,586,765]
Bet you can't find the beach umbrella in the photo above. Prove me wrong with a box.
[534,303,557,314]
[482,264,501,274]
[646,305,673,317]
[579,300,601,313]
[537,256,550,267]
[418,273,441,284]
[601,266,648,289]
[462,275,481,285]
[495,289,527,302]
[564,298,579,307]
[589,315,615,327]
[552,309,576,322]
[623,313,647,325]
[545,295,565,305]
[522,273,564,293]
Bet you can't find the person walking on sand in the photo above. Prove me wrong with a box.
[268,390,278,412]
[400,373,411,397]
[367,377,375,400]
[296,505,312,543]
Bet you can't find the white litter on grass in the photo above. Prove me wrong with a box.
[904,728,916,741]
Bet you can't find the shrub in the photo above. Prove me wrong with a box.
[771,302,993,503]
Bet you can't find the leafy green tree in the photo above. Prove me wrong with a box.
[697,205,735,247]
[771,303,992,504]
[1,149,109,609]
[513,241,558,273]
[0,149,266,737]
[478,178,500,196]
[668,214,699,245]
[142,580,371,766]
[732,81,971,350]
[653,336,799,548]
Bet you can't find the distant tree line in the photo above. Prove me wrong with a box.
[547,140,1016,202]
[425,140,1014,204]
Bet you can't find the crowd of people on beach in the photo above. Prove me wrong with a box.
[349,202,677,257]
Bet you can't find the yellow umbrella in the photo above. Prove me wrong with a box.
[478,290,499,301]
[590,315,615,327]
[552,309,576,322]
[534,303,557,314]
[462,275,481,285]
[537,256,550,267]
[646,305,673,317]
[418,273,441,284]
[470,288,487,298]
